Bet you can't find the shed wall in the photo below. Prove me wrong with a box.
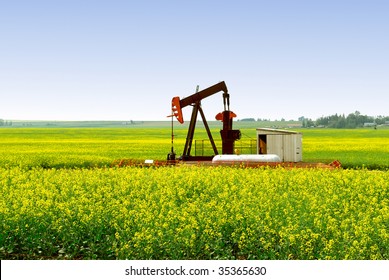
[256,129,302,162]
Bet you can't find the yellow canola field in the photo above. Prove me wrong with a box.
[0,166,388,260]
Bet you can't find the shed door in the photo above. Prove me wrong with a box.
[258,135,267,154]
[267,135,283,161]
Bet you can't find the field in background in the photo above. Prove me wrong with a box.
[0,122,388,169]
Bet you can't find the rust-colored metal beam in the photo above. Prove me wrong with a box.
[179,81,228,108]
[171,81,228,124]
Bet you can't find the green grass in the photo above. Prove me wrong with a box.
[1,123,388,169]
[0,127,171,168]
[300,128,389,169]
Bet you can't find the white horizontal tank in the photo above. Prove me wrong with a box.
[212,154,281,164]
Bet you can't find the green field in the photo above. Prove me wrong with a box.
[0,123,388,260]
[0,122,388,169]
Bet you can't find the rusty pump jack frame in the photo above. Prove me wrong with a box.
[168,81,241,161]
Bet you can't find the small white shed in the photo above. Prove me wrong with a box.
[256,128,302,162]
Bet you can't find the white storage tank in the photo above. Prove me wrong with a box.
[212,154,281,164]
[256,128,302,162]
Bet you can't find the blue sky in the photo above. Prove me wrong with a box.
[1,0,388,121]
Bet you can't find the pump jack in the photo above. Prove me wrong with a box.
[167,81,241,161]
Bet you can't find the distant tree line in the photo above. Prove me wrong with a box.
[0,119,13,126]
[302,111,389,128]
[238,118,256,122]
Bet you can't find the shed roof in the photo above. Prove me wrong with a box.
[256,128,302,135]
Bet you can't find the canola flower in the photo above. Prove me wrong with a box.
[0,166,387,260]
